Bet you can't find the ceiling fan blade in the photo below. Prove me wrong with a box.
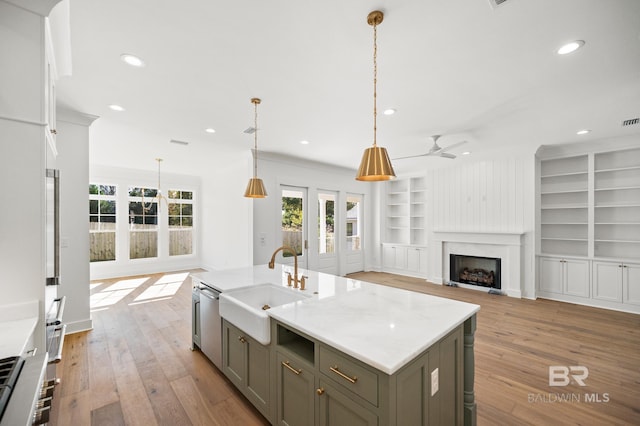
[392,153,429,160]
[439,140,467,153]
[440,152,456,159]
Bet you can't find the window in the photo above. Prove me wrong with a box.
[128,187,158,259]
[89,184,116,262]
[168,190,193,256]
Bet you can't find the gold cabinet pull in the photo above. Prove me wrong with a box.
[282,361,302,375]
[330,366,357,384]
[316,387,325,395]
[238,336,246,343]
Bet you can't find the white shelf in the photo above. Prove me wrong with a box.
[595,186,640,191]
[595,165,640,173]
[540,171,588,178]
[541,204,588,209]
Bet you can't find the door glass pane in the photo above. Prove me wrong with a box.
[282,189,304,256]
[318,193,335,254]
[346,195,361,251]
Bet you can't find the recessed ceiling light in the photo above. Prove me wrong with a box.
[383,108,396,116]
[300,140,309,145]
[461,151,471,156]
[205,128,216,134]
[557,40,585,55]
[576,129,591,135]
[120,54,145,67]
[109,104,125,112]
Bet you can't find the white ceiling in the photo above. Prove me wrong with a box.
[57,0,640,174]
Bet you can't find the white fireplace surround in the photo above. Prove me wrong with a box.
[432,231,524,298]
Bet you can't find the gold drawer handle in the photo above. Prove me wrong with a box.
[282,361,302,375]
[330,366,357,384]
[317,387,325,395]
[238,336,246,343]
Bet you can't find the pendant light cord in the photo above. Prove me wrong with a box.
[253,100,259,178]
[156,158,162,193]
[373,20,378,147]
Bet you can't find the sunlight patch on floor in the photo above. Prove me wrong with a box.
[132,272,189,302]
[90,277,150,308]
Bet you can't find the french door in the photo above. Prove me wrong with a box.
[317,191,338,274]
[345,194,364,274]
[280,186,308,269]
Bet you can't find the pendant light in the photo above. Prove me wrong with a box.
[244,97,268,198]
[356,10,396,181]
[142,158,167,212]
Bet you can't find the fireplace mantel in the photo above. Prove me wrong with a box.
[432,231,523,245]
[432,231,524,298]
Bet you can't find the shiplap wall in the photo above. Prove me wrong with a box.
[429,157,529,232]
[425,154,536,298]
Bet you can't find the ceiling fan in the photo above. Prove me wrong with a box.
[394,135,467,160]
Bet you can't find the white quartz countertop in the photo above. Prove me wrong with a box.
[193,265,479,375]
[0,301,39,359]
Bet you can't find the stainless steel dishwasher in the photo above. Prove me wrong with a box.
[198,284,222,368]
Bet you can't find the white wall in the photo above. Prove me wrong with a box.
[57,109,97,333]
[87,118,252,276]
[251,153,377,275]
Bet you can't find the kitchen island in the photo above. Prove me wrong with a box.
[194,265,479,426]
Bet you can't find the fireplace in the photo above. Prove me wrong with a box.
[450,254,501,289]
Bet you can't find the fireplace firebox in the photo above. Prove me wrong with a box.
[450,254,501,289]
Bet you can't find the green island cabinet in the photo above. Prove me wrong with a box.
[222,317,477,426]
[222,320,272,421]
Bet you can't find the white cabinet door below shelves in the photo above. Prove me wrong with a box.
[623,263,640,305]
[592,261,623,302]
[564,259,590,298]
[407,247,427,275]
[539,257,589,297]
[539,257,563,294]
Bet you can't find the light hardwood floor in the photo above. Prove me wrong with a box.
[50,271,640,425]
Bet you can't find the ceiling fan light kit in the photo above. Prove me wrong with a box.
[356,10,396,182]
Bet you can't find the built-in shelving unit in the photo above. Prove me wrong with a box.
[383,176,428,278]
[385,176,427,246]
[594,148,640,259]
[385,179,410,244]
[539,155,589,257]
[537,145,640,314]
[409,176,427,246]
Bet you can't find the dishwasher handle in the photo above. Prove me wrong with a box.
[200,287,220,300]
